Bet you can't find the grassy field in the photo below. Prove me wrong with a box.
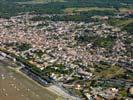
[109,18,133,27]
[119,8,133,13]
[108,18,133,34]
[94,65,126,79]
[33,0,65,2]
[64,6,133,14]
[16,0,65,4]
[64,7,115,13]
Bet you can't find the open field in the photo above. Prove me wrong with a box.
[64,7,115,13]
[119,8,133,13]
[16,0,65,4]
[94,65,126,79]
[0,60,58,100]
[108,18,133,28]
[64,7,133,13]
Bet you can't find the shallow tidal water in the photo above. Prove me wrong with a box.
[0,60,57,100]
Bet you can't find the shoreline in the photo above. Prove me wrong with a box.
[8,65,80,100]
[0,61,57,100]
[0,50,80,100]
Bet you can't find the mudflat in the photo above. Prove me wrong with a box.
[0,61,57,100]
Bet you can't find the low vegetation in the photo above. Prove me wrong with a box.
[108,18,133,34]
[0,0,133,18]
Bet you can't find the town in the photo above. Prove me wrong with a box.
[0,12,133,100]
